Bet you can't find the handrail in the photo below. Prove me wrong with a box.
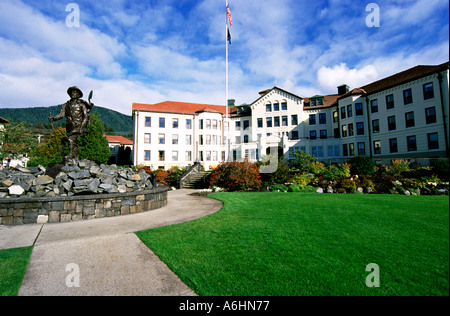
[177,161,202,189]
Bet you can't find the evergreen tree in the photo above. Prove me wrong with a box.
[77,112,111,165]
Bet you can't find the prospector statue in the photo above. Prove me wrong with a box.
[49,86,94,164]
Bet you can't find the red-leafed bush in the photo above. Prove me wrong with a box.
[209,159,262,192]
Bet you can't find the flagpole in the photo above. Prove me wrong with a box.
[225,0,229,162]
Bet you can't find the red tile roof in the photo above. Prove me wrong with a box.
[303,94,340,110]
[133,101,227,115]
[104,135,133,145]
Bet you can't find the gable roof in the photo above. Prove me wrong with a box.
[133,101,227,116]
[303,94,340,110]
[0,117,9,124]
[251,86,303,106]
[104,135,133,145]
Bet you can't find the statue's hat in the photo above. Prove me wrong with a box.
[67,86,83,98]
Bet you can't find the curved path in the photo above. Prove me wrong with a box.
[0,189,223,296]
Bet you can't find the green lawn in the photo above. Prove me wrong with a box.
[0,246,33,296]
[136,193,449,296]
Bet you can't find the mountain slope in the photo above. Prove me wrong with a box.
[0,105,133,134]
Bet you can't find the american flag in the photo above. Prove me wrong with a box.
[226,4,232,26]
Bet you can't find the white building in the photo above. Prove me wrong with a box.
[132,62,449,170]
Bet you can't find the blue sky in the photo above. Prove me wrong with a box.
[0,0,448,115]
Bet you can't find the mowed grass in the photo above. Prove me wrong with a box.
[136,193,449,296]
[0,246,33,296]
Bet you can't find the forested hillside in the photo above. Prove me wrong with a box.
[0,105,133,135]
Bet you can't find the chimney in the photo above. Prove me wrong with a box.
[338,84,349,95]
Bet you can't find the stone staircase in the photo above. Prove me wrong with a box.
[182,171,211,189]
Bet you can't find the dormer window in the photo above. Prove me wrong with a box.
[309,96,324,107]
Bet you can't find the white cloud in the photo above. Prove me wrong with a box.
[317,63,378,92]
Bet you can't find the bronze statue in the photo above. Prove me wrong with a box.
[49,86,93,163]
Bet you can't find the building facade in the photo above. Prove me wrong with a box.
[132,62,449,170]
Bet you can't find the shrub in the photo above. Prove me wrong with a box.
[387,159,410,176]
[287,185,300,192]
[155,170,169,186]
[310,162,326,176]
[289,173,314,186]
[341,179,356,192]
[290,150,317,173]
[270,184,288,192]
[209,160,261,192]
[322,165,341,180]
[299,185,316,193]
[350,156,375,175]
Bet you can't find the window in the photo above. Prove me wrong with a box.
[235,136,241,144]
[172,151,178,161]
[266,103,272,112]
[212,120,218,130]
[310,130,317,140]
[291,131,299,140]
[349,143,355,156]
[310,99,316,106]
[405,111,415,128]
[348,123,354,137]
[319,113,326,124]
[145,117,151,127]
[373,141,381,155]
[172,134,178,145]
[425,107,437,124]
[243,120,249,130]
[341,107,346,119]
[309,114,316,125]
[320,130,327,139]
[407,136,417,151]
[291,115,298,125]
[356,122,364,135]
[312,146,324,158]
[212,151,218,161]
[199,135,204,145]
[333,111,338,123]
[389,138,398,153]
[386,94,394,110]
[235,121,241,131]
[428,133,439,150]
[282,116,288,126]
[357,142,365,155]
[372,119,380,133]
[186,151,192,161]
[403,88,413,105]
[273,102,279,111]
[342,125,348,137]
[343,144,349,157]
[144,133,151,144]
[213,135,218,145]
[158,151,165,161]
[355,103,363,116]
[159,117,165,128]
[206,119,211,129]
[423,83,434,100]
[317,98,324,106]
[274,116,280,127]
[206,135,211,145]
[328,145,340,158]
[199,151,204,161]
[144,150,151,161]
[186,135,192,145]
[334,128,340,139]
[199,119,204,129]
[244,135,249,143]
[281,102,288,111]
[159,133,165,144]
[186,119,192,129]
[206,151,211,161]
[172,118,178,129]
[370,99,378,113]
[257,118,263,128]
[347,104,353,117]
[266,117,273,128]
[388,116,396,131]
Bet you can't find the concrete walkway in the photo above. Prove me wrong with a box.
[0,189,223,296]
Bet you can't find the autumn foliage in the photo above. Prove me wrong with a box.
[209,160,262,192]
